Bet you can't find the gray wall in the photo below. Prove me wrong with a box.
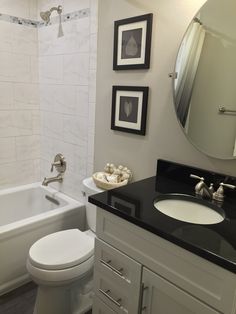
[94,0,236,182]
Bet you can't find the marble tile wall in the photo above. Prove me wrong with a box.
[0,0,40,189]
[0,0,97,197]
[39,0,97,201]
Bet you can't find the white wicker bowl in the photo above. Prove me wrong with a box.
[92,172,128,190]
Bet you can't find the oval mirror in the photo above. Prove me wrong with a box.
[173,0,236,159]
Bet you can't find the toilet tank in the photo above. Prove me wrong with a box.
[82,177,103,232]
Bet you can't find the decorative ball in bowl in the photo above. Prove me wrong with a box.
[92,172,128,190]
[92,163,132,190]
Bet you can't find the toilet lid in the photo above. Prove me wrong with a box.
[29,229,94,270]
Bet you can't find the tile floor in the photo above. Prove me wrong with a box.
[0,282,37,314]
[0,282,93,314]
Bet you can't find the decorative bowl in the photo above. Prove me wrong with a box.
[92,172,128,190]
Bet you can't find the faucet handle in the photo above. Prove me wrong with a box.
[190,174,205,196]
[213,182,235,202]
[190,174,205,181]
[51,160,61,172]
[50,154,66,173]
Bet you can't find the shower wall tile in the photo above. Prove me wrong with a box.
[32,110,40,134]
[38,19,90,56]
[0,52,32,83]
[38,0,97,202]
[53,85,77,115]
[41,111,64,139]
[75,85,89,118]
[0,162,18,188]
[15,159,40,185]
[39,84,55,111]
[0,0,36,19]
[0,111,17,137]
[0,82,14,110]
[90,0,98,34]
[31,56,39,83]
[39,55,63,83]
[0,159,40,189]
[13,83,39,110]
[63,0,90,14]
[16,135,40,160]
[0,3,40,190]
[88,69,96,103]
[63,115,88,146]
[12,26,38,56]
[14,111,34,136]
[0,138,16,163]
[0,22,14,53]
[63,53,89,85]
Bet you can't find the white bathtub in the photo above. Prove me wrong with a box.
[0,183,85,296]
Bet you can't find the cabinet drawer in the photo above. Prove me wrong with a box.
[93,295,117,314]
[94,266,140,314]
[94,238,141,286]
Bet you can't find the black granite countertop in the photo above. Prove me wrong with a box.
[89,160,236,273]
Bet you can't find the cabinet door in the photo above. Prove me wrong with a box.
[141,268,220,314]
[93,295,117,314]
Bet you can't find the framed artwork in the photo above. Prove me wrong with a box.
[113,13,153,70]
[111,85,149,135]
[108,190,141,218]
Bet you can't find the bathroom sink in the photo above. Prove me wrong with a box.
[154,194,225,225]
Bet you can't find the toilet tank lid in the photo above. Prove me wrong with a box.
[82,177,103,194]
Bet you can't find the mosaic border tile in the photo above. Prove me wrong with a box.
[0,8,90,28]
[0,13,39,28]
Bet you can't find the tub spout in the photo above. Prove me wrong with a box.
[42,174,63,186]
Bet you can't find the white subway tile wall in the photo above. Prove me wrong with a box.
[0,0,97,200]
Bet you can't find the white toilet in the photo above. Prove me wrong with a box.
[26,178,103,314]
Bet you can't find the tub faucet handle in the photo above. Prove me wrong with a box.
[51,160,61,172]
[50,154,66,174]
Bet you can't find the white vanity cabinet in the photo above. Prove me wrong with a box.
[93,208,236,314]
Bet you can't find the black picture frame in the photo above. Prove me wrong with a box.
[111,85,149,135]
[113,13,153,70]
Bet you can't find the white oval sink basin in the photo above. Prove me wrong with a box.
[154,196,225,225]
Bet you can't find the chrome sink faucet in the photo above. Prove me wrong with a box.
[190,174,236,202]
[42,154,66,186]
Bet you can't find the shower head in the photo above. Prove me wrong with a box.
[40,5,63,25]
[40,11,51,24]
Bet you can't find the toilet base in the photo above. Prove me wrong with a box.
[33,271,93,314]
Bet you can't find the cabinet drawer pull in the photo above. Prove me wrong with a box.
[139,284,148,313]
[99,288,122,307]
[100,259,124,277]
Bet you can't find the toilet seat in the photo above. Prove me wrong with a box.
[29,229,94,270]
[27,255,94,284]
